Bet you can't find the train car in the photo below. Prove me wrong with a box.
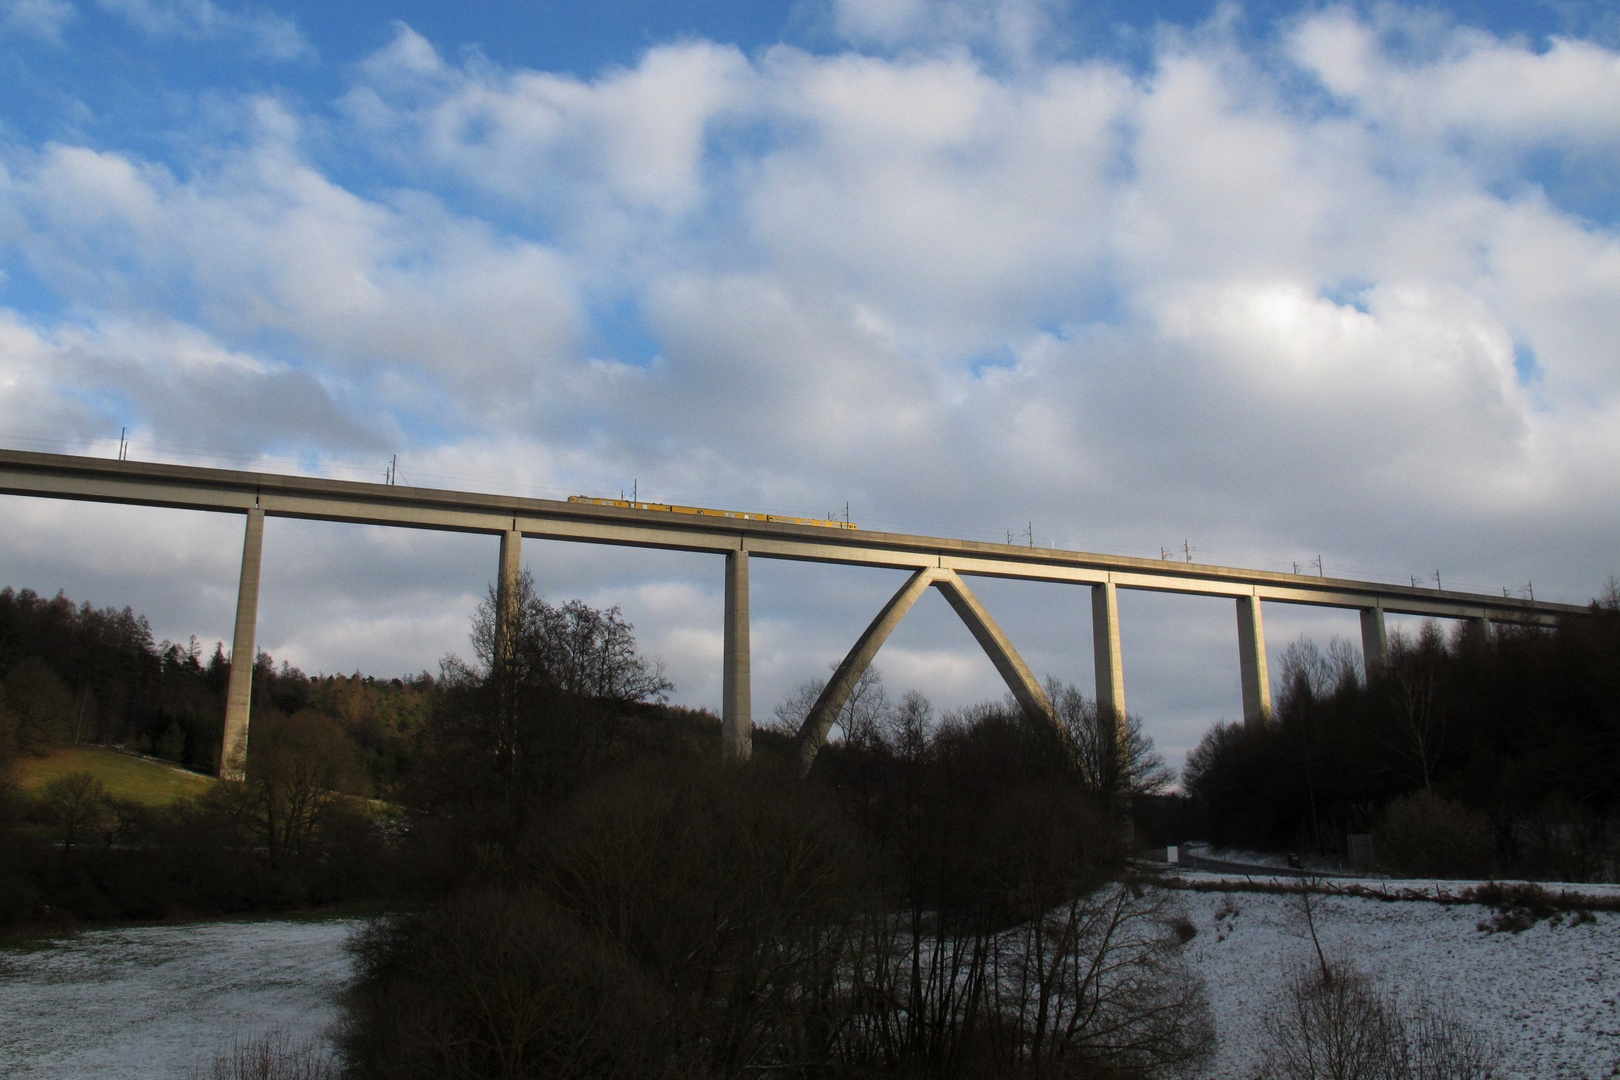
[567,495,858,530]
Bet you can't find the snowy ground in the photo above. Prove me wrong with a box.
[1,895,1617,1079]
[1165,882,1620,1080]
[0,917,358,1079]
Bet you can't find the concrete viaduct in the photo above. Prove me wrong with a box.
[0,449,1586,779]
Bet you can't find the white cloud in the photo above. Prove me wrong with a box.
[344,26,751,238]
[0,0,74,41]
[831,0,1065,66]
[3,111,583,418]
[1289,8,1620,149]
[93,0,308,59]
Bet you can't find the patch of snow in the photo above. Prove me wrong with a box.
[1166,886,1620,1080]
[0,917,358,1079]
[3,899,1618,1080]
[1168,871,1620,900]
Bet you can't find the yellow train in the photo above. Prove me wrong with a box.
[567,495,858,530]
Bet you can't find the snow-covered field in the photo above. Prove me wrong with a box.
[0,917,358,1079]
[1167,882,1620,1080]
[0,894,1616,1079]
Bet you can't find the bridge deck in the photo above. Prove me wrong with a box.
[0,449,1582,624]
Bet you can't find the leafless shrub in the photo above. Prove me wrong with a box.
[984,884,1215,1076]
[1262,960,1398,1080]
[534,760,857,1076]
[1373,792,1490,879]
[37,771,111,852]
[1263,876,1499,1080]
[188,1029,337,1080]
[340,885,685,1080]
[1387,998,1502,1080]
[830,789,1213,1079]
[1261,957,1500,1080]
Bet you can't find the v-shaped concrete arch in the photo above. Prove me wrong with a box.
[794,566,1055,775]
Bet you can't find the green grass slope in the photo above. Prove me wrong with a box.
[14,745,215,806]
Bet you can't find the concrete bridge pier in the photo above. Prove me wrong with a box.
[494,527,522,668]
[1091,580,1126,732]
[218,507,264,780]
[723,549,752,763]
[1236,594,1271,726]
[1360,605,1388,681]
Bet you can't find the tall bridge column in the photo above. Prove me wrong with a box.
[494,527,522,667]
[1359,605,1387,681]
[1091,581,1126,727]
[219,507,264,780]
[1235,594,1271,726]
[723,549,752,763]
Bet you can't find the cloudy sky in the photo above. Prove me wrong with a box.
[1,0,1617,771]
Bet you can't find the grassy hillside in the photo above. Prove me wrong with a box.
[14,745,215,806]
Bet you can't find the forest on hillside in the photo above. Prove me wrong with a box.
[1183,584,1620,881]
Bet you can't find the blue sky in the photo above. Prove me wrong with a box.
[2,0,1618,771]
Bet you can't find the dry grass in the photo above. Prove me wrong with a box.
[14,745,214,806]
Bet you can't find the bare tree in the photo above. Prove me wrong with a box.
[470,570,673,704]
[885,689,932,760]
[1383,626,1446,794]
[988,884,1215,1075]
[1275,637,1360,852]
[39,770,110,853]
[244,710,369,867]
[1288,876,1336,985]
[1278,635,1361,715]
[772,664,890,746]
[1047,679,1171,808]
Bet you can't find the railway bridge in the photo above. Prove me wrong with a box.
[0,449,1584,778]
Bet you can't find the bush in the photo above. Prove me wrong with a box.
[189,1029,337,1080]
[530,759,863,1076]
[1261,957,1499,1080]
[37,771,112,852]
[1262,961,1396,1080]
[341,886,684,1080]
[1373,793,1489,879]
